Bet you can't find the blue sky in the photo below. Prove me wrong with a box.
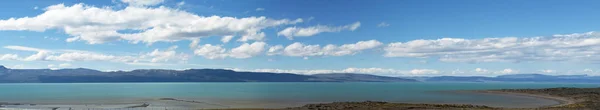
[1,0,600,76]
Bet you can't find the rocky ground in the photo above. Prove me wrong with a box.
[217,87,600,110]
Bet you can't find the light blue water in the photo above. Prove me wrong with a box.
[0,82,598,108]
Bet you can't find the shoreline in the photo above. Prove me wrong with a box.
[468,90,575,107]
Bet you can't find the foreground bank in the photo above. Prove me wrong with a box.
[222,87,600,110]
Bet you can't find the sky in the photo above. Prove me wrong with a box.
[1,0,600,76]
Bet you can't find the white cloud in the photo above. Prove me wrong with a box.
[59,63,72,67]
[193,44,228,59]
[45,52,137,62]
[266,45,283,55]
[48,63,72,69]
[25,51,53,61]
[121,0,165,7]
[193,42,266,59]
[1,45,187,64]
[221,35,234,43]
[474,68,488,73]
[4,45,48,52]
[176,1,185,7]
[233,67,440,76]
[0,3,303,44]
[44,36,60,41]
[498,68,519,74]
[468,68,521,75]
[377,22,390,27]
[409,69,440,75]
[307,17,314,21]
[269,40,382,57]
[279,42,323,57]
[277,22,361,39]
[0,54,19,60]
[384,31,600,63]
[47,64,55,68]
[539,69,556,73]
[144,46,189,63]
[10,64,25,69]
[189,39,200,48]
[229,42,267,59]
[255,8,265,11]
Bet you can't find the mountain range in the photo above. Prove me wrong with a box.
[421,74,600,83]
[1,65,599,83]
[0,65,417,83]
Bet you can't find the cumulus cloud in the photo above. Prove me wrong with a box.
[143,46,189,63]
[121,0,165,7]
[0,3,303,44]
[277,22,361,39]
[193,42,267,59]
[193,44,228,59]
[384,31,600,63]
[1,45,188,64]
[221,35,234,43]
[268,40,382,57]
[229,42,267,58]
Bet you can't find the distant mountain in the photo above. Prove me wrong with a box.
[496,74,555,79]
[0,65,7,70]
[425,74,600,83]
[0,65,418,83]
[311,73,418,82]
[424,76,491,82]
[3,65,597,83]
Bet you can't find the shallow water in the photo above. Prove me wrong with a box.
[0,82,598,109]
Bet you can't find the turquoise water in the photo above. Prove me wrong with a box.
[0,82,598,108]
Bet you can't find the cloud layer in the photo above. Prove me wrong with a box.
[193,42,267,59]
[268,40,382,57]
[232,68,528,76]
[277,22,361,39]
[1,45,188,64]
[233,68,439,76]
[0,3,303,44]
[384,32,600,63]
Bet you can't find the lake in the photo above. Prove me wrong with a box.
[0,82,598,109]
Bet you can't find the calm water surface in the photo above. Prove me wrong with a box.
[0,82,598,108]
